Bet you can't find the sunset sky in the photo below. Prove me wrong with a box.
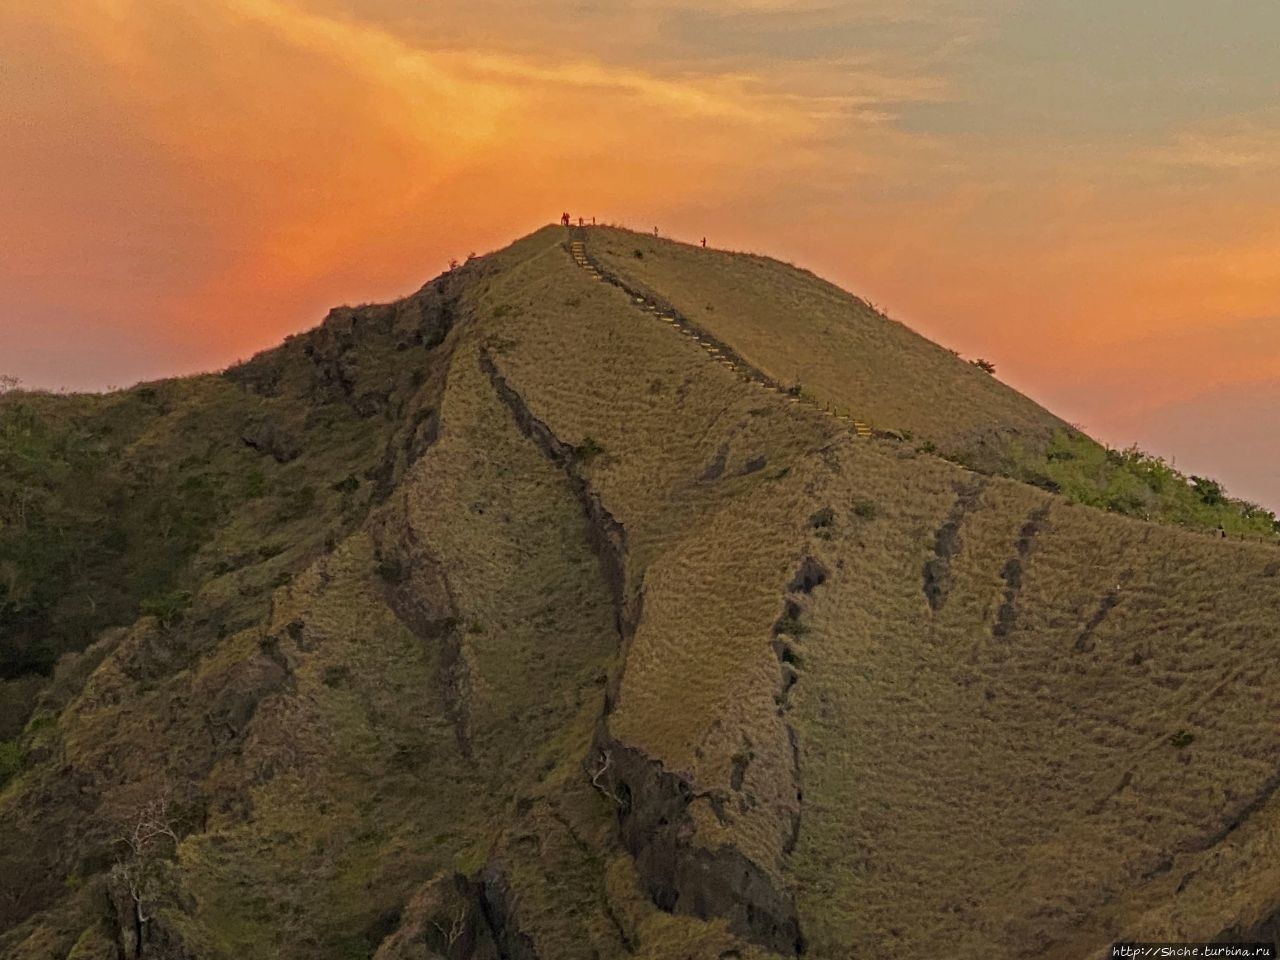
[2,1,1278,507]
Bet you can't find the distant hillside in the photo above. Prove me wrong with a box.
[1,225,1277,960]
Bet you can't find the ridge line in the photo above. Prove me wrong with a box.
[566,230,873,440]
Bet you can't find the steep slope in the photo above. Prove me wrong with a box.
[1,225,1278,960]
[584,227,1072,466]
[0,278,461,739]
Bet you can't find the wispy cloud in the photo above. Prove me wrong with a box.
[1148,118,1280,172]
[3,0,1278,506]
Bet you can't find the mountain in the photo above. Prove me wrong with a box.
[1,225,1277,960]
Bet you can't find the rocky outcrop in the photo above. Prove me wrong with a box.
[372,873,502,960]
[594,740,805,956]
[105,867,197,960]
[481,347,808,956]
[479,350,633,644]
[923,479,987,612]
[240,419,302,464]
[992,501,1052,639]
[477,865,540,960]
[371,867,545,960]
[372,516,473,759]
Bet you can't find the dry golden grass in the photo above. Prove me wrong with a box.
[586,227,1073,460]
[780,444,1280,957]
[480,228,1280,956]
[3,224,1278,960]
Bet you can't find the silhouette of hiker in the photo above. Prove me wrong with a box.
[701,237,706,248]
[561,212,570,227]
[653,226,659,237]
[578,216,584,227]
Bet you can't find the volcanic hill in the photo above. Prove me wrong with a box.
[1,225,1278,960]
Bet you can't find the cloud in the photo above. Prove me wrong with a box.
[1147,117,1280,173]
[3,0,1277,507]
[3,0,943,385]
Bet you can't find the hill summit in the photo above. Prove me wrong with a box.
[1,225,1278,959]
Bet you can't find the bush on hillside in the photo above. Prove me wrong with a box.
[575,436,606,464]
[140,590,192,629]
[0,739,22,788]
[1011,431,1277,539]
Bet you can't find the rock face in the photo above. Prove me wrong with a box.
[2,226,1280,960]
[602,740,805,955]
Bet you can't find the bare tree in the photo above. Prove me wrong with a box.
[111,790,179,946]
[432,906,466,950]
[0,374,19,394]
[589,749,625,807]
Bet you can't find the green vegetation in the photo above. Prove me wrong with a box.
[0,739,21,787]
[575,435,607,464]
[1010,430,1277,539]
[0,386,232,681]
[0,270,460,739]
[773,615,809,638]
[808,507,835,529]
[139,590,193,628]
[2,226,1277,960]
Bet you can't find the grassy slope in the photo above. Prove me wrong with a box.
[1,225,1277,960]
[783,447,1280,957]
[0,280,458,739]
[473,229,1280,955]
[585,228,1071,460]
[585,227,1278,540]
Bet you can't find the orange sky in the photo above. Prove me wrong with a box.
[2,0,1278,507]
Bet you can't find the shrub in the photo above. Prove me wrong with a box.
[575,436,606,464]
[376,557,406,584]
[140,590,192,629]
[331,474,359,495]
[808,507,836,529]
[1009,431,1277,540]
[776,643,803,667]
[273,485,316,522]
[0,740,22,787]
[971,358,996,374]
[774,615,808,637]
[322,665,351,688]
[852,499,878,519]
[243,470,267,498]
[1190,476,1224,506]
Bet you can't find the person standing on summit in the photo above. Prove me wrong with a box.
[561,211,570,227]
